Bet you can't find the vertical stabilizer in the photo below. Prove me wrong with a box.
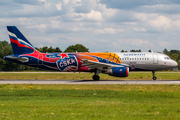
[7,26,37,54]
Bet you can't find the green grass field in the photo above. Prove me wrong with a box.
[0,84,180,120]
[0,72,180,119]
[0,72,180,80]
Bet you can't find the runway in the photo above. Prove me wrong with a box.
[0,80,180,85]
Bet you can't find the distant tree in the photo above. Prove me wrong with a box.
[35,47,41,52]
[171,53,179,61]
[170,50,180,54]
[0,40,21,71]
[48,46,53,53]
[148,50,152,52]
[42,46,48,53]
[137,49,141,52]
[55,47,62,53]
[163,48,169,54]
[64,44,89,53]
[130,49,141,52]
[36,46,62,53]
[130,49,136,52]
[121,50,125,52]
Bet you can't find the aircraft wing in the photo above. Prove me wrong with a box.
[81,59,128,70]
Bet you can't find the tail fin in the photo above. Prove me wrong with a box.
[7,26,37,54]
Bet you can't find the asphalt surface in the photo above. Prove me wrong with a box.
[0,80,180,85]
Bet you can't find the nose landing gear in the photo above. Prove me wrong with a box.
[152,71,157,80]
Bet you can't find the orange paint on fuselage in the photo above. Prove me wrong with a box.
[76,52,121,64]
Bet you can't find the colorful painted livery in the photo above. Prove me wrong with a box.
[4,26,129,80]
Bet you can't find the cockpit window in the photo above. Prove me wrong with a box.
[164,57,170,60]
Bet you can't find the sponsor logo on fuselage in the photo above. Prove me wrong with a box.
[56,54,78,72]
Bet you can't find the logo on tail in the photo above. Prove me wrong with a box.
[7,26,37,54]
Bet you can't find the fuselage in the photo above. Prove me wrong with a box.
[5,52,178,72]
[115,52,178,71]
[5,26,178,80]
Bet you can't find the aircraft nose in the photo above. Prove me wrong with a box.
[171,60,178,68]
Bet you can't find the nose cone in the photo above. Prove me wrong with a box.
[171,60,178,68]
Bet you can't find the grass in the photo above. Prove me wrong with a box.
[0,84,180,119]
[0,72,179,119]
[0,72,180,80]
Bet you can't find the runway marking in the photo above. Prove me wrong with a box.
[0,80,180,85]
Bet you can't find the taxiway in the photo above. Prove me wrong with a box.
[0,80,180,85]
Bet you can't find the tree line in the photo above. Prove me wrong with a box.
[0,40,179,71]
[35,44,89,53]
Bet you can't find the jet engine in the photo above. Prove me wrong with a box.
[106,67,129,77]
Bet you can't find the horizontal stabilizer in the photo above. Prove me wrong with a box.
[4,56,29,63]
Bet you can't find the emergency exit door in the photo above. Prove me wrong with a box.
[153,54,158,64]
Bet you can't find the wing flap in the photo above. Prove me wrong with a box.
[81,59,125,70]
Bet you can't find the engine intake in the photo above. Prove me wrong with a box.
[106,67,129,77]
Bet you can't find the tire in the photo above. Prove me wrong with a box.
[153,76,157,80]
[92,75,100,81]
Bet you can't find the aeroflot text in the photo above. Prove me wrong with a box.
[123,54,146,56]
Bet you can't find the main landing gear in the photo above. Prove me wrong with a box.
[152,71,157,80]
[92,75,100,81]
[92,69,101,80]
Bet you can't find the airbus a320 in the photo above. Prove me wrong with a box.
[4,26,178,80]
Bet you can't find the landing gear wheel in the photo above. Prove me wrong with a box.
[153,76,157,80]
[92,75,100,81]
[152,71,157,80]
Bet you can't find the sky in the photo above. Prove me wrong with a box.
[0,0,180,52]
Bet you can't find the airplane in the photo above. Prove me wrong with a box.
[4,26,178,80]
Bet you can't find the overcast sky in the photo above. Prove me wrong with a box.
[0,0,180,52]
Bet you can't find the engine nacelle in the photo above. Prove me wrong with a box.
[106,67,129,77]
